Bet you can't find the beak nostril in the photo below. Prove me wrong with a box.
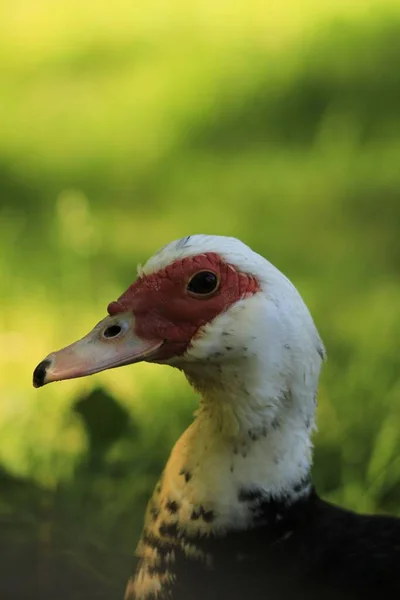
[33,358,52,388]
[103,324,122,339]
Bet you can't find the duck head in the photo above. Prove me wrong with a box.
[33,234,325,440]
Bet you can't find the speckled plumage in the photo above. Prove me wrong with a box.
[128,488,400,600]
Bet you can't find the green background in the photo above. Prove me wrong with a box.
[1,1,399,597]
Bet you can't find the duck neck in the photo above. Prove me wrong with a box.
[159,359,317,532]
[129,360,318,599]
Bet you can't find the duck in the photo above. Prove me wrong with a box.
[33,234,400,600]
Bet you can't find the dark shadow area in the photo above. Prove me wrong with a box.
[73,387,131,472]
[0,470,131,599]
[0,388,150,600]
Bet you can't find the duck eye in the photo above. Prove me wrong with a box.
[187,271,219,296]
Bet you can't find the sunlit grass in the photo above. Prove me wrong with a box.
[1,0,399,175]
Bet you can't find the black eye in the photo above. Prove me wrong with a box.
[187,271,219,296]
[103,324,122,338]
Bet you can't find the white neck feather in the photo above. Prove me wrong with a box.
[159,358,316,535]
[130,344,321,599]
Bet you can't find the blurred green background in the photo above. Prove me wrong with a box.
[1,0,399,598]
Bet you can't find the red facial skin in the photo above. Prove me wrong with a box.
[107,252,260,361]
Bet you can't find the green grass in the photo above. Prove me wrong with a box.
[0,1,399,597]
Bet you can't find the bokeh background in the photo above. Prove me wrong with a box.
[1,1,400,598]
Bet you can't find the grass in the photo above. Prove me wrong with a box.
[0,1,399,597]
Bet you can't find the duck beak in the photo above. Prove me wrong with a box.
[32,312,163,388]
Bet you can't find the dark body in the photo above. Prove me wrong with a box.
[136,490,400,600]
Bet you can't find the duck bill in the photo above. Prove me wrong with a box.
[32,312,163,388]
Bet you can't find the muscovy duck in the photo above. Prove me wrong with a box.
[33,235,400,600]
